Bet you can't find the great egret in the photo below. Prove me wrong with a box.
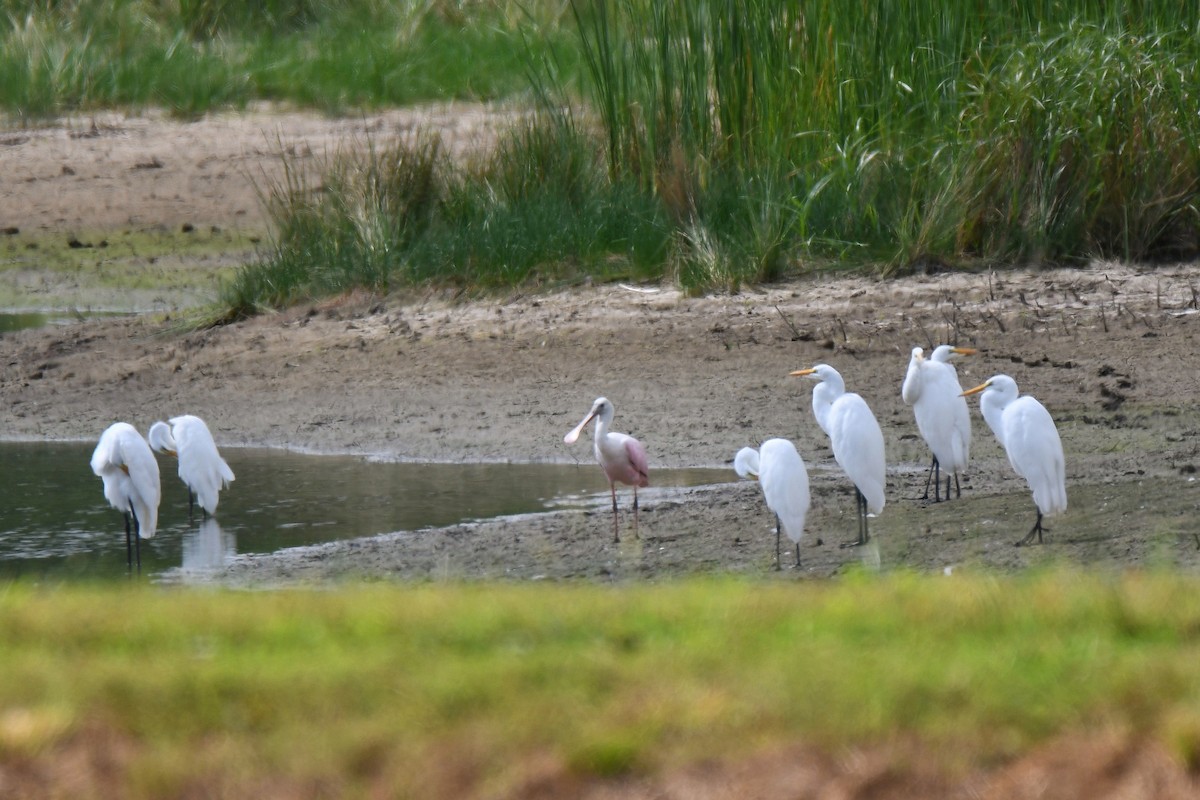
[734,439,811,569]
[790,364,886,546]
[148,415,235,519]
[564,397,649,543]
[91,422,161,571]
[962,374,1067,545]
[901,345,975,501]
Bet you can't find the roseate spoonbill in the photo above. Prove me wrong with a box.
[91,422,161,572]
[790,364,886,547]
[149,415,235,519]
[901,345,975,501]
[962,374,1066,546]
[564,397,649,543]
[734,439,811,569]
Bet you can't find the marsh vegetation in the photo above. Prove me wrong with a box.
[5,1,1196,308]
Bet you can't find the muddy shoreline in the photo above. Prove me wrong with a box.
[3,265,1198,586]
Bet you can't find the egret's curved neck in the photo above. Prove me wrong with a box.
[811,380,842,434]
[901,356,923,404]
[979,391,1010,447]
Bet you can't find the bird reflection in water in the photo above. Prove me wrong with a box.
[181,518,236,571]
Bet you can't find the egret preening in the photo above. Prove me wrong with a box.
[148,415,235,520]
[962,374,1067,545]
[790,364,886,547]
[564,397,649,543]
[901,345,975,502]
[734,439,811,569]
[91,422,161,572]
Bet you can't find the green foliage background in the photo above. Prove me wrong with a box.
[3,1,1197,307]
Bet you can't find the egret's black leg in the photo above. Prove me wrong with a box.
[794,542,802,569]
[943,471,952,503]
[124,511,133,570]
[130,507,142,572]
[933,458,942,502]
[1015,511,1045,546]
[953,473,962,499]
[774,515,782,571]
[842,489,870,548]
[920,456,937,501]
[860,489,871,545]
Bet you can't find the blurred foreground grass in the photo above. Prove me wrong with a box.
[3,570,1200,795]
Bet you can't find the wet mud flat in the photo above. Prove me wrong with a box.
[3,262,1199,585]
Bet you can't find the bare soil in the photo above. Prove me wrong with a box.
[2,107,1200,798]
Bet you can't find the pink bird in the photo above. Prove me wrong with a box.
[564,397,650,542]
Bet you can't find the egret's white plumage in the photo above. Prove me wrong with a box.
[962,374,1066,545]
[791,364,886,546]
[149,415,235,517]
[91,422,161,569]
[564,397,649,543]
[734,439,811,569]
[901,344,974,501]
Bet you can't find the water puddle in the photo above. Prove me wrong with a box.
[0,442,730,581]
[0,311,126,333]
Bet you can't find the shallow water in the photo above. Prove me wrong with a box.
[0,311,125,332]
[0,442,730,581]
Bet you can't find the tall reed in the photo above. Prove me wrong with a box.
[569,0,1200,277]
[225,0,1200,310]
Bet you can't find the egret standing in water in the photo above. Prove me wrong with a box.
[790,364,886,547]
[91,422,161,572]
[962,374,1066,545]
[564,397,649,543]
[149,415,235,520]
[734,439,811,569]
[901,345,975,502]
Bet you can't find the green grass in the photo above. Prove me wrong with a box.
[4,571,1200,795]
[0,0,584,119]
[218,113,671,316]
[222,0,1200,313]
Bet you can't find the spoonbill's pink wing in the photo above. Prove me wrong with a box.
[624,437,649,487]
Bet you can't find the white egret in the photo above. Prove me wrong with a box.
[148,415,235,519]
[734,439,811,569]
[901,344,975,501]
[962,374,1067,545]
[91,422,161,571]
[790,364,886,546]
[564,397,649,543]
